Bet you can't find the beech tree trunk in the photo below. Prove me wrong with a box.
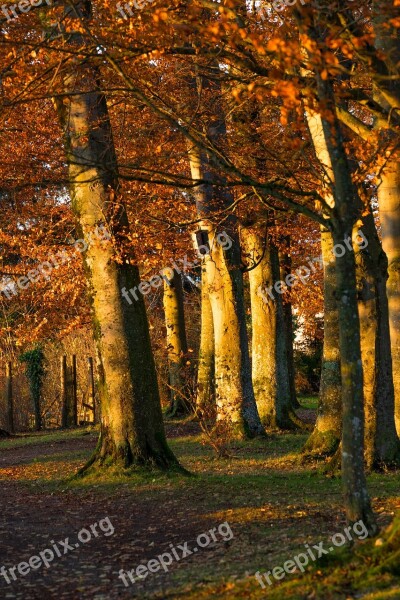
[373,0,400,436]
[163,269,191,417]
[279,242,299,410]
[377,159,400,435]
[304,228,342,456]
[187,141,264,439]
[304,110,342,456]
[55,2,179,472]
[355,212,400,468]
[242,226,296,429]
[307,67,377,531]
[196,264,215,418]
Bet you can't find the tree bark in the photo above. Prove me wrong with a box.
[163,269,191,417]
[196,264,215,419]
[5,362,14,434]
[279,242,299,410]
[310,68,377,531]
[304,228,342,456]
[304,109,342,456]
[355,212,400,468]
[372,0,400,435]
[55,2,180,473]
[377,159,400,436]
[242,226,297,429]
[187,141,264,439]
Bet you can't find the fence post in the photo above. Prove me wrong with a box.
[61,355,68,428]
[72,355,78,426]
[6,362,14,433]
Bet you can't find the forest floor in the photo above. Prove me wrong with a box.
[0,397,399,600]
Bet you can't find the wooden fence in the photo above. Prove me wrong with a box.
[0,355,98,433]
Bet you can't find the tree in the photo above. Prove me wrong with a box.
[188,139,264,439]
[241,224,297,429]
[310,70,376,531]
[196,264,215,418]
[163,268,191,417]
[53,0,180,472]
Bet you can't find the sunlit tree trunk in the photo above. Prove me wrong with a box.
[54,2,179,473]
[163,269,191,417]
[241,226,296,429]
[196,265,215,419]
[373,0,400,435]
[304,227,342,456]
[377,159,400,435]
[304,111,342,456]
[187,143,264,438]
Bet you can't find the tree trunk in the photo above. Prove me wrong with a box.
[304,228,342,456]
[196,264,215,419]
[373,0,400,436]
[304,110,342,456]
[313,71,376,532]
[5,362,14,434]
[163,269,191,417]
[61,356,78,428]
[377,159,400,435]
[61,355,69,428]
[333,224,376,531]
[55,3,180,473]
[355,212,400,468]
[279,242,299,410]
[33,390,42,432]
[205,226,264,438]
[187,143,264,439]
[242,226,297,429]
[88,356,97,423]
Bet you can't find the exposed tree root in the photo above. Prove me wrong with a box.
[302,429,340,458]
[74,430,189,479]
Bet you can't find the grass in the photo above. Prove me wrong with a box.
[0,418,399,599]
[0,426,98,450]
[298,395,319,410]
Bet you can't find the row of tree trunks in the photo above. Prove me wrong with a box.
[187,138,264,439]
[304,105,400,468]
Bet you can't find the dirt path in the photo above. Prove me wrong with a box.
[0,421,398,600]
[0,428,236,600]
